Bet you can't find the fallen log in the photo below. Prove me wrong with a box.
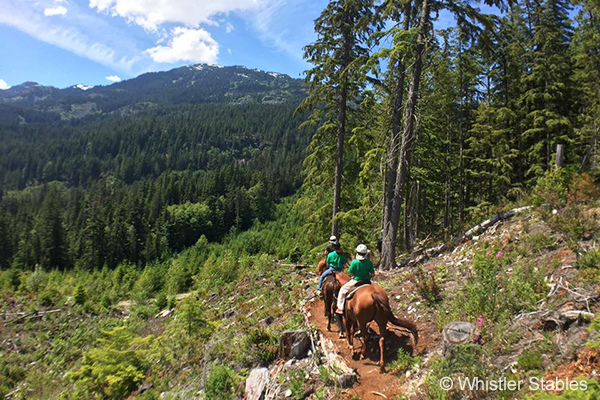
[395,206,533,269]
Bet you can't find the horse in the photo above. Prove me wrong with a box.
[343,284,418,372]
[317,256,327,276]
[321,271,350,335]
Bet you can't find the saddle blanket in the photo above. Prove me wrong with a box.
[346,281,371,300]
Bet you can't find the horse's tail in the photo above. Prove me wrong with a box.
[372,291,418,346]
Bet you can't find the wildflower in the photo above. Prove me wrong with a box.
[496,251,503,258]
[486,250,492,257]
[477,315,484,327]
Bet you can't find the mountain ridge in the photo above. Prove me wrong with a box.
[0,64,305,120]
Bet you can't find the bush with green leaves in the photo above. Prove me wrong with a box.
[68,326,153,400]
[195,251,239,292]
[441,246,546,326]
[155,291,168,310]
[239,327,278,366]
[205,364,238,400]
[387,348,422,375]
[524,380,599,399]
[38,286,60,306]
[177,296,214,338]
[74,284,87,305]
[518,350,543,371]
[531,168,570,207]
[165,260,193,295]
[0,353,25,398]
[577,249,600,270]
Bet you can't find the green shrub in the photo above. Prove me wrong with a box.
[526,233,556,252]
[577,249,600,270]
[0,354,25,399]
[241,327,278,366]
[441,248,546,325]
[518,350,543,371]
[155,291,168,310]
[25,267,45,293]
[415,268,442,305]
[38,286,60,306]
[177,297,214,338]
[165,260,193,295]
[524,379,599,399]
[205,364,237,400]
[74,284,86,305]
[68,326,153,400]
[549,206,598,247]
[288,369,307,400]
[196,252,239,291]
[131,305,155,320]
[167,295,177,310]
[5,268,21,291]
[387,348,422,375]
[288,246,303,263]
[531,168,570,207]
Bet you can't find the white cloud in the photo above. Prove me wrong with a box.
[225,22,234,33]
[227,48,232,55]
[0,79,10,90]
[44,6,68,16]
[0,0,138,72]
[89,0,259,31]
[145,27,218,64]
[105,75,121,82]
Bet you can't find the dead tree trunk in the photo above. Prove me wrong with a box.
[332,22,352,238]
[380,0,431,269]
[383,1,412,247]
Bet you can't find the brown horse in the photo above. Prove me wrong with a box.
[343,284,418,372]
[322,272,351,334]
[317,256,327,276]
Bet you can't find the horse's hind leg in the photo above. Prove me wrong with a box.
[358,318,369,360]
[345,316,354,350]
[377,319,387,372]
[335,313,344,335]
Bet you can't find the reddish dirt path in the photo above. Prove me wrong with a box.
[307,297,418,400]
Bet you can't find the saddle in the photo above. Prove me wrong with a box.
[346,281,371,301]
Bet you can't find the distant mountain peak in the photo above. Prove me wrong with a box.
[73,84,93,91]
[0,64,305,119]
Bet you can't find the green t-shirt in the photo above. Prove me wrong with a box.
[326,251,347,271]
[348,259,374,281]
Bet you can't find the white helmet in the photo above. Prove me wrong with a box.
[355,244,368,260]
[329,235,337,243]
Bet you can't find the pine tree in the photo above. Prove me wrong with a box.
[298,0,376,239]
[0,206,11,268]
[35,188,68,269]
[520,0,575,179]
[571,0,600,171]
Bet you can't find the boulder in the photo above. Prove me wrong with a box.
[337,374,356,389]
[279,330,311,359]
[245,368,270,400]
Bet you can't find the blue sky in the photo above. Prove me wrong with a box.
[0,0,328,89]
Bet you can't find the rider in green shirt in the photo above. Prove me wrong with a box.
[336,244,374,314]
[317,242,347,290]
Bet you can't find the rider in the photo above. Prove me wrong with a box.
[317,242,347,292]
[336,244,375,314]
[324,235,338,256]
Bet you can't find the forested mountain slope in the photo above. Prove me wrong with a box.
[0,65,310,271]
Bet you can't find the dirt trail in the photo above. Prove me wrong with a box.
[307,297,419,400]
